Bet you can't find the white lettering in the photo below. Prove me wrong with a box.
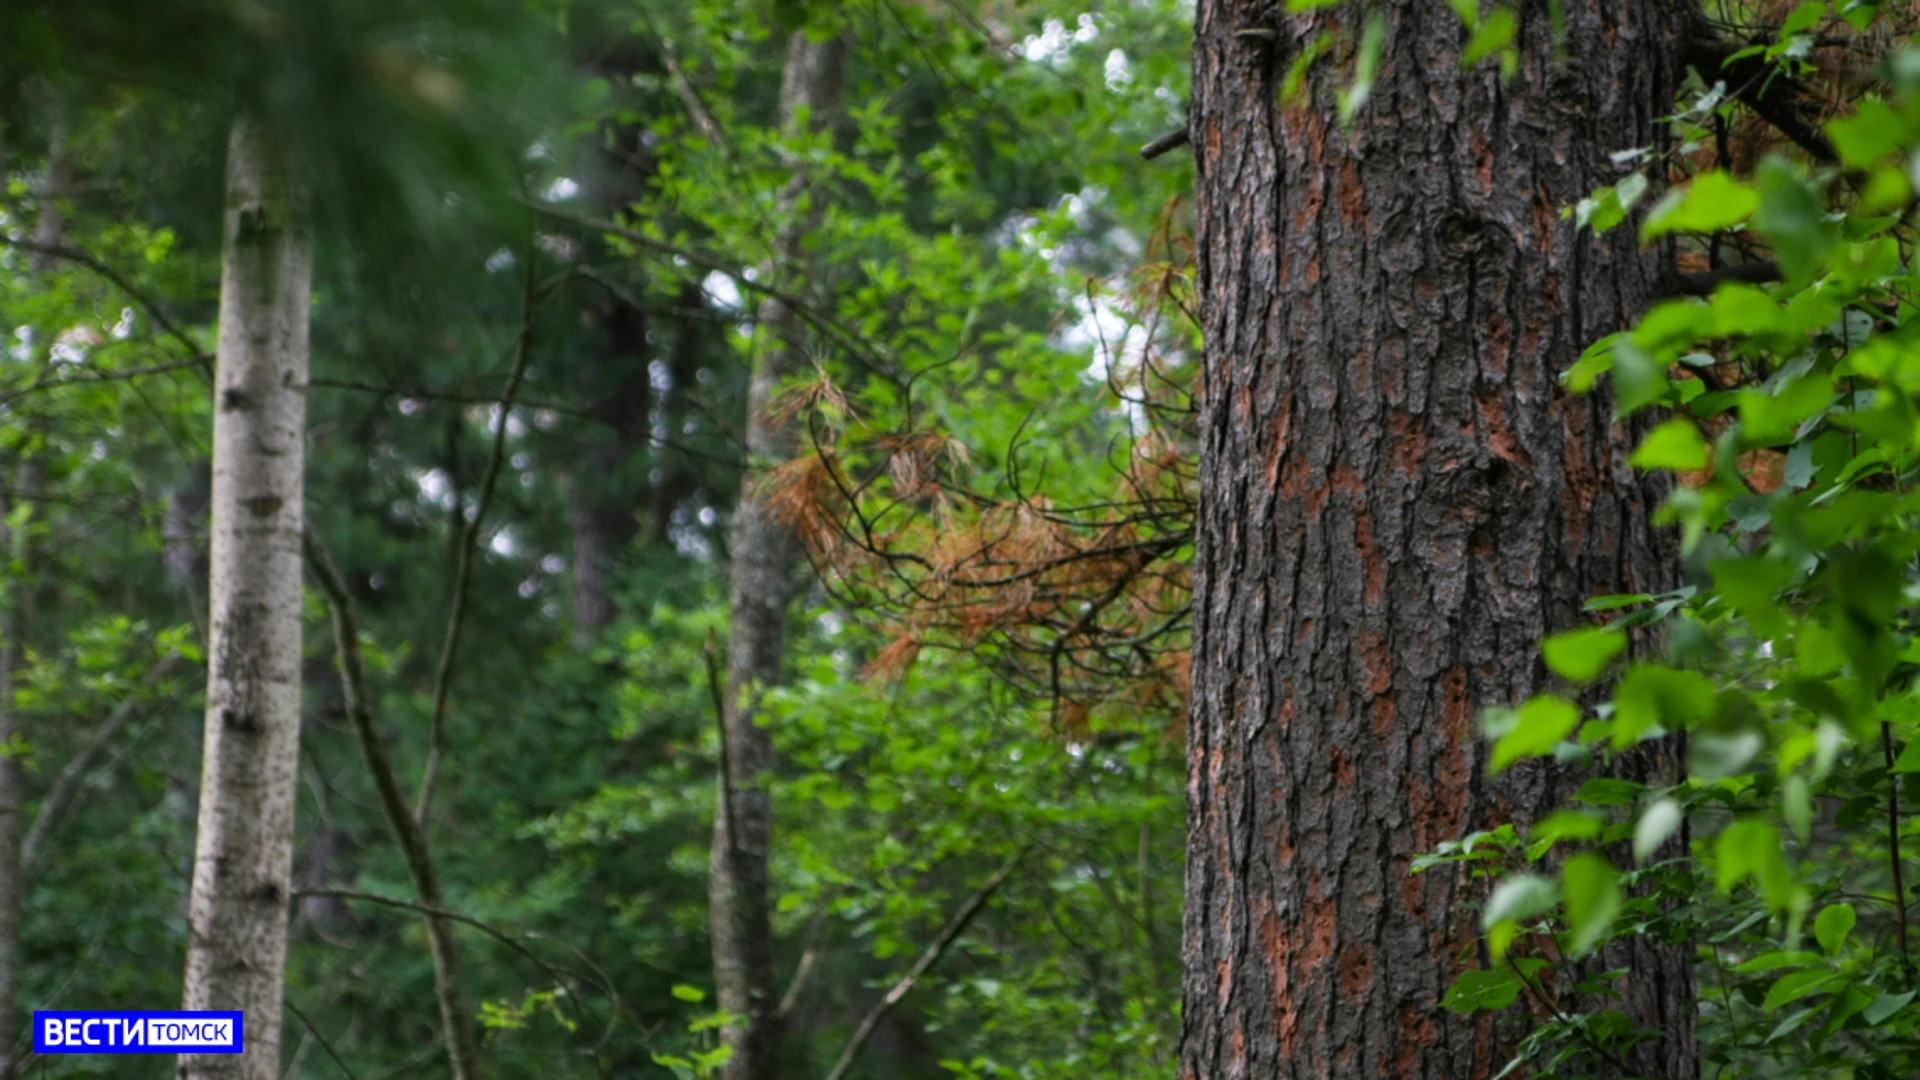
[42,1018,61,1046]
[82,1019,100,1046]
[63,1020,81,1045]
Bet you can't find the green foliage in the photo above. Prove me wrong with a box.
[1426,33,1920,1078]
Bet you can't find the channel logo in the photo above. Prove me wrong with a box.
[33,1011,244,1054]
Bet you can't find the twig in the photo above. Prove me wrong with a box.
[777,903,835,1020]
[822,849,1023,1080]
[0,355,210,408]
[523,201,904,387]
[1668,261,1781,297]
[1682,38,1838,165]
[415,241,542,828]
[291,888,581,1000]
[1507,955,1681,1080]
[305,535,483,1080]
[0,236,209,364]
[284,999,357,1080]
[1884,720,1913,982]
[20,654,182,871]
[1140,128,1190,161]
[704,630,740,865]
[659,37,727,146]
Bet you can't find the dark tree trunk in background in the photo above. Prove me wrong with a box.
[1179,3,1696,1078]
[710,29,845,1080]
[568,298,651,643]
[568,87,657,645]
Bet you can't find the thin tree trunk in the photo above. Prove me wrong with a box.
[0,109,72,1080]
[179,111,311,1080]
[1179,3,1695,1078]
[307,541,482,1080]
[710,29,844,1080]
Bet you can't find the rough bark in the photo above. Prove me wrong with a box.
[709,29,845,1080]
[0,113,71,1080]
[179,111,311,1080]
[1179,3,1696,1078]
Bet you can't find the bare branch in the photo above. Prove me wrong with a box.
[823,850,1023,1080]
[415,242,543,828]
[20,655,183,872]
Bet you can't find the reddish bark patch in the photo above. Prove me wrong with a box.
[1475,390,1531,468]
[1389,409,1429,476]
[1560,405,1598,549]
[1391,1001,1439,1076]
[1337,944,1374,1000]
[1359,631,1392,696]
[1371,691,1398,735]
[1331,745,1356,788]
[1470,126,1494,193]
[1355,506,1386,606]
[1339,158,1366,225]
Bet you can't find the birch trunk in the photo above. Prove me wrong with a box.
[179,111,311,1080]
[710,29,844,1080]
[1178,2,1697,1076]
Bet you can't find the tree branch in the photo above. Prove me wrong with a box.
[414,242,542,828]
[1667,261,1781,297]
[305,536,484,1080]
[0,236,210,365]
[0,355,210,408]
[822,849,1023,1080]
[20,654,182,872]
[1140,128,1190,161]
[1683,37,1837,165]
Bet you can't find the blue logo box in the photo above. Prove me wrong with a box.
[34,1011,244,1054]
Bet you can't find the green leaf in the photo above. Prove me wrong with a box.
[1339,16,1388,124]
[1562,853,1622,957]
[670,984,707,1003]
[1633,797,1683,863]
[1783,774,1812,844]
[1630,417,1709,471]
[1763,969,1839,1013]
[1542,626,1628,683]
[1482,873,1558,944]
[1575,778,1644,806]
[1827,98,1906,168]
[1442,968,1524,1013]
[1717,818,1794,910]
[1613,665,1716,748]
[1813,903,1856,956]
[1732,950,1826,973]
[1863,990,1916,1026]
[1751,156,1838,284]
[1461,7,1515,67]
[1892,734,1920,773]
[1532,810,1604,844]
[1490,695,1580,773]
[1640,171,1759,240]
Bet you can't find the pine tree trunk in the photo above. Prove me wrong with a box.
[1179,3,1696,1077]
[710,29,844,1080]
[179,111,311,1080]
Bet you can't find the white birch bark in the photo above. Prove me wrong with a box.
[179,111,311,1080]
